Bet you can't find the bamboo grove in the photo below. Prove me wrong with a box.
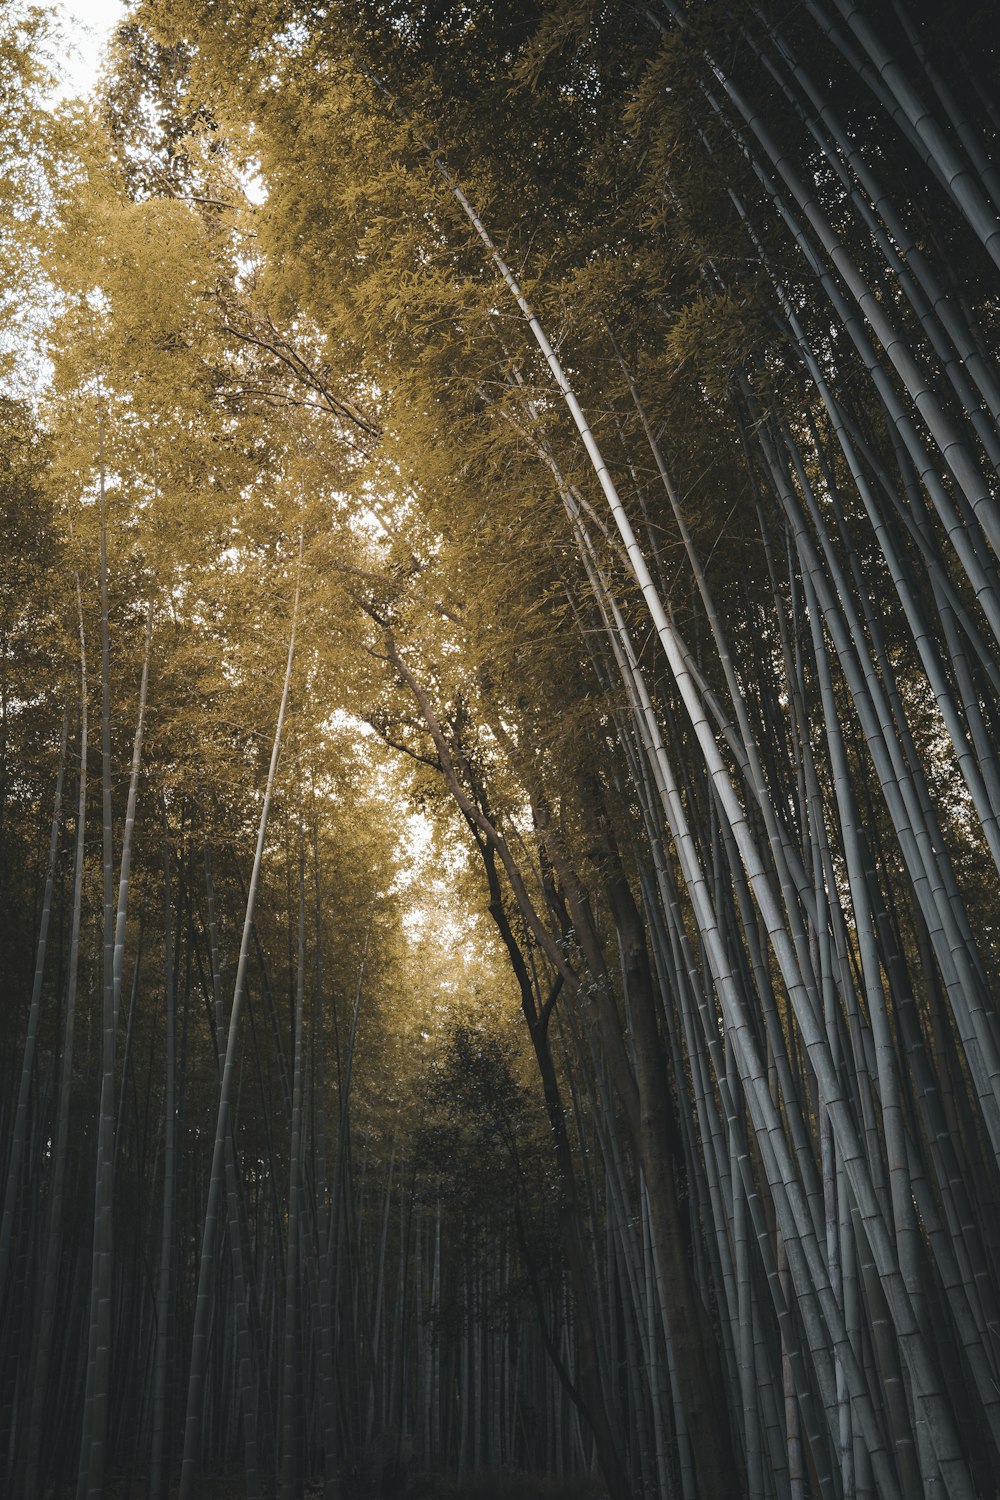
[2,1,1000,1496]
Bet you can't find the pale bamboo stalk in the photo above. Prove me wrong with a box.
[179,542,301,1498]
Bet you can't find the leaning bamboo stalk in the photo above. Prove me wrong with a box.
[179,539,301,1499]
[199,824,268,1493]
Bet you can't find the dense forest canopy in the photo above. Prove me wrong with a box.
[3,2,1000,1497]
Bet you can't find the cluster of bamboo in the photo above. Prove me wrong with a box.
[3,0,1000,1497]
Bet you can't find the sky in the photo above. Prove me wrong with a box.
[50,0,127,100]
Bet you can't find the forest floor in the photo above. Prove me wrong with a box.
[42,1471,607,1499]
[391,1476,606,1500]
